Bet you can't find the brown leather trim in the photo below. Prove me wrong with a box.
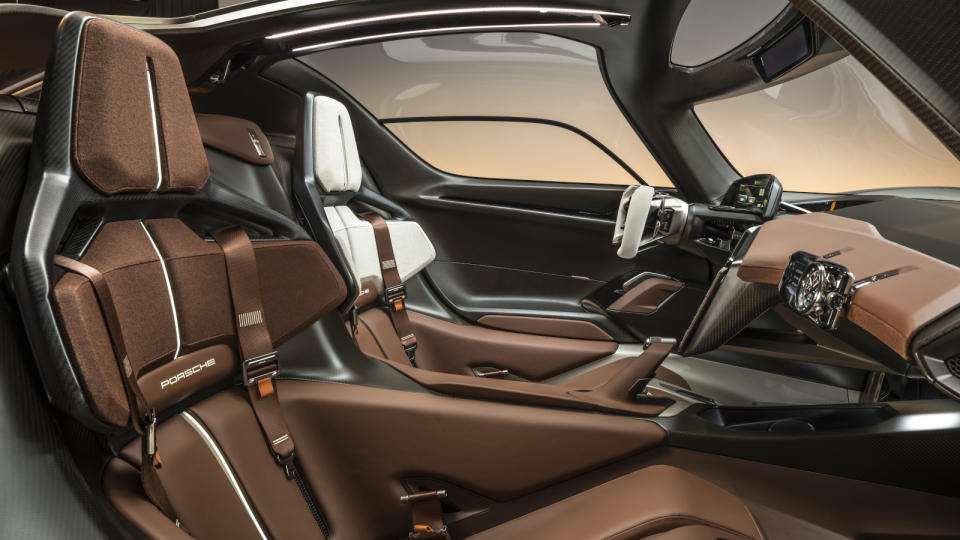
[189,390,326,539]
[738,212,960,357]
[375,351,666,416]
[102,459,192,540]
[196,113,274,165]
[408,311,618,380]
[0,11,61,71]
[121,414,266,538]
[638,447,960,539]
[607,278,682,314]
[278,380,666,539]
[477,315,613,341]
[137,344,234,412]
[463,465,762,540]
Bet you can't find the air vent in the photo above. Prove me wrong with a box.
[946,356,960,379]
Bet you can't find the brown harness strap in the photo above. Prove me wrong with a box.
[360,213,418,365]
[53,255,177,521]
[401,491,451,539]
[211,227,296,462]
[213,227,331,537]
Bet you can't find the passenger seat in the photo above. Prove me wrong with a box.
[302,95,691,394]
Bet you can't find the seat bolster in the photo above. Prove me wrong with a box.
[324,205,435,296]
[465,465,763,540]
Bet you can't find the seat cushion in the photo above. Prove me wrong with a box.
[465,465,763,540]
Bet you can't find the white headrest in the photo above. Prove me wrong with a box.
[312,95,362,193]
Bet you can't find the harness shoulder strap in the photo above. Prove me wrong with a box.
[53,255,177,521]
[212,227,330,538]
[359,213,418,364]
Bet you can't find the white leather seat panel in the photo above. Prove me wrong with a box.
[324,206,435,293]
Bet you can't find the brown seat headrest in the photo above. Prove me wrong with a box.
[197,114,275,166]
[72,18,208,194]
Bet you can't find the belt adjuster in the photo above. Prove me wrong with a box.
[242,351,279,386]
[384,284,407,309]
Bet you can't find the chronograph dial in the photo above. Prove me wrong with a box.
[794,263,826,314]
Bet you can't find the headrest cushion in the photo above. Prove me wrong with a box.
[72,18,208,194]
[197,113,274,166]
[312,95,361,193]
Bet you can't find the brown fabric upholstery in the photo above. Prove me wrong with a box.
[73,19,208,194]
[197,113,274,165]
[464,465,764,540]
[53,219,346,428]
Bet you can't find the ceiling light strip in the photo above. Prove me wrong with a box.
[125,0,341,30]
[268,6,629,40]
[292,21,603,53]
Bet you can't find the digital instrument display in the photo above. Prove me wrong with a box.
[721,174,783,220]
[732,179,771,211]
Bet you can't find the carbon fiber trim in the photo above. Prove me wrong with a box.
[680,263,779,357]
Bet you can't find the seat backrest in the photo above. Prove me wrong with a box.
[10,13,346,432]
[303,94,435,307]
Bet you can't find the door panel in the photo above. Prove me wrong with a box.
[405,181,711,343]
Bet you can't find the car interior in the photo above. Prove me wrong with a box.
[1,1,959,539]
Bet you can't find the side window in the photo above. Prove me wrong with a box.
[385,120,639,185]
[302,32,672,187]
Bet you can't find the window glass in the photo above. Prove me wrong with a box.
[301,32,672,186]
[671,0,788,66]
[696,56,960,193]
[387,120,637,184]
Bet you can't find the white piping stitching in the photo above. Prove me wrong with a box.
[181,411,268,540]
[140,221,181,359]
[145,63,163,192]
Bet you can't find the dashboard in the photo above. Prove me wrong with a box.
[612,181,960,401]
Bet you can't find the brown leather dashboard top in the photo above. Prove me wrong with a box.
[738,212,960,358]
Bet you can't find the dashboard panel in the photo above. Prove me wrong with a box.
[738,212,960,358]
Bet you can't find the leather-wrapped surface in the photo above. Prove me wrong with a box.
[278,380,666,540]
[114,389,325,539]
[408,310,617,381]
[311,95,361,193]
[738,212,960,356]
[324,205,435,296]
[73,18,208,194]
[197,113,274,165]
[477,315,614,341]
[52,218,345,428]
[464,465,762,540]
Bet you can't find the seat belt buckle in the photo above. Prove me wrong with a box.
[242,351,279,387]
[403,341,418,362]
[384,284,407,310]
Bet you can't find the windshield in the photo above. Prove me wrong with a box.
[695,56,960,193]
